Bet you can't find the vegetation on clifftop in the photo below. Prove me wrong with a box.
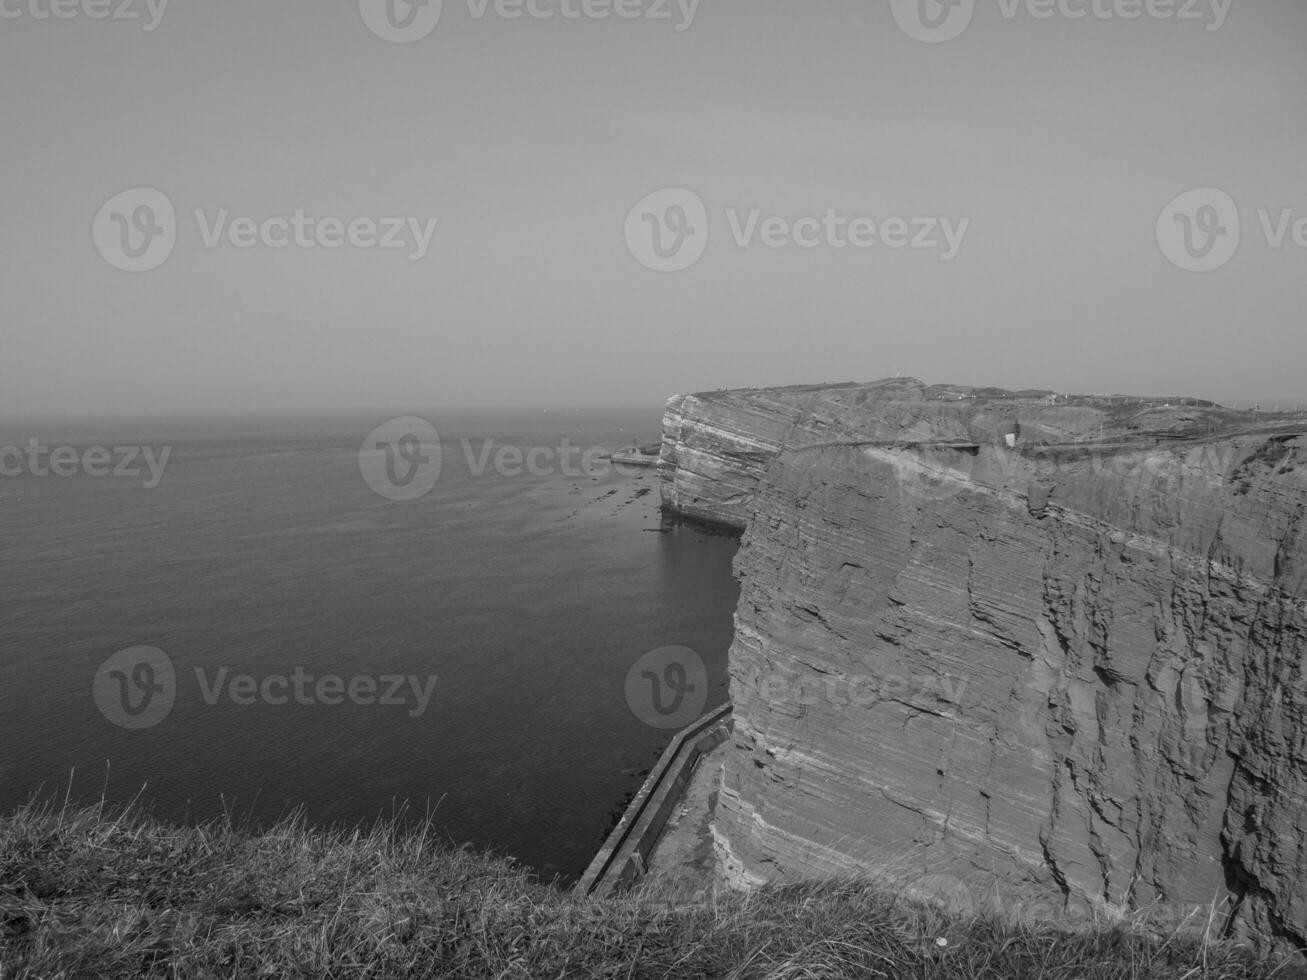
[1,798,1303,979]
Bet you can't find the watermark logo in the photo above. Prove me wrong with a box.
[994,0,1232,31]
[892,0,1231,41]
[1258,208,1307,253]
[359,417,443,502]
[1156,187,1240,272]
[92,188,177,273]
[359,419,658,501]
[625,645,708,729]
[0,0,169,31]
[93,189,439,272]
[466,0,699,29]
[192,210,438,259]
[457,438,652,479]
[726,210,969,258]
[1157,190,1307,272]
[94,647,439,729]
[359,0,443,41]
[193,667,437,717]
[360,0,698,41]
[625,189,969,272]
[891,0,975,43]
[625,188,709,273]
[749,666,969,710]
[0,439,171,488]
[94,646,176,729]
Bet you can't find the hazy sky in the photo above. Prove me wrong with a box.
[2,0,1305,415]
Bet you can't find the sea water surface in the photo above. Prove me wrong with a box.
[0,407,739,883]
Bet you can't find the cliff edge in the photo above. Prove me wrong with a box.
[659,378,1307,952]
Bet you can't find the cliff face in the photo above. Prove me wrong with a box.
[659,379,1307,950]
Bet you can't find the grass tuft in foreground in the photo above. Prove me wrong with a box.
[1,797,1304,979]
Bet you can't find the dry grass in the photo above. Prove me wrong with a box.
[1,797,1303,979]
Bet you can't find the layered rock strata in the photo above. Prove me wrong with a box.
[659,379,1307,950]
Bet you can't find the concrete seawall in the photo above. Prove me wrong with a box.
[576,704,732,897]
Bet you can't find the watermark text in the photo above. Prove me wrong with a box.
[0,440,170,488]
[0,0,168,31]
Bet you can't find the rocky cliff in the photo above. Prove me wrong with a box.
[659,379,1307,951]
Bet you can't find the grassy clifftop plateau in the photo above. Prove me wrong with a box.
[1,800,1303,979]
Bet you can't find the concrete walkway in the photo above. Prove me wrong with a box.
[641,740,727,902]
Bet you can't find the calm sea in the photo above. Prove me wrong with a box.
[0,407,739,884]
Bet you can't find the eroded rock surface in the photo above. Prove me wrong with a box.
[660,378,1307,951]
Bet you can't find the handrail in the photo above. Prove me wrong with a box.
[577,703,733,896]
